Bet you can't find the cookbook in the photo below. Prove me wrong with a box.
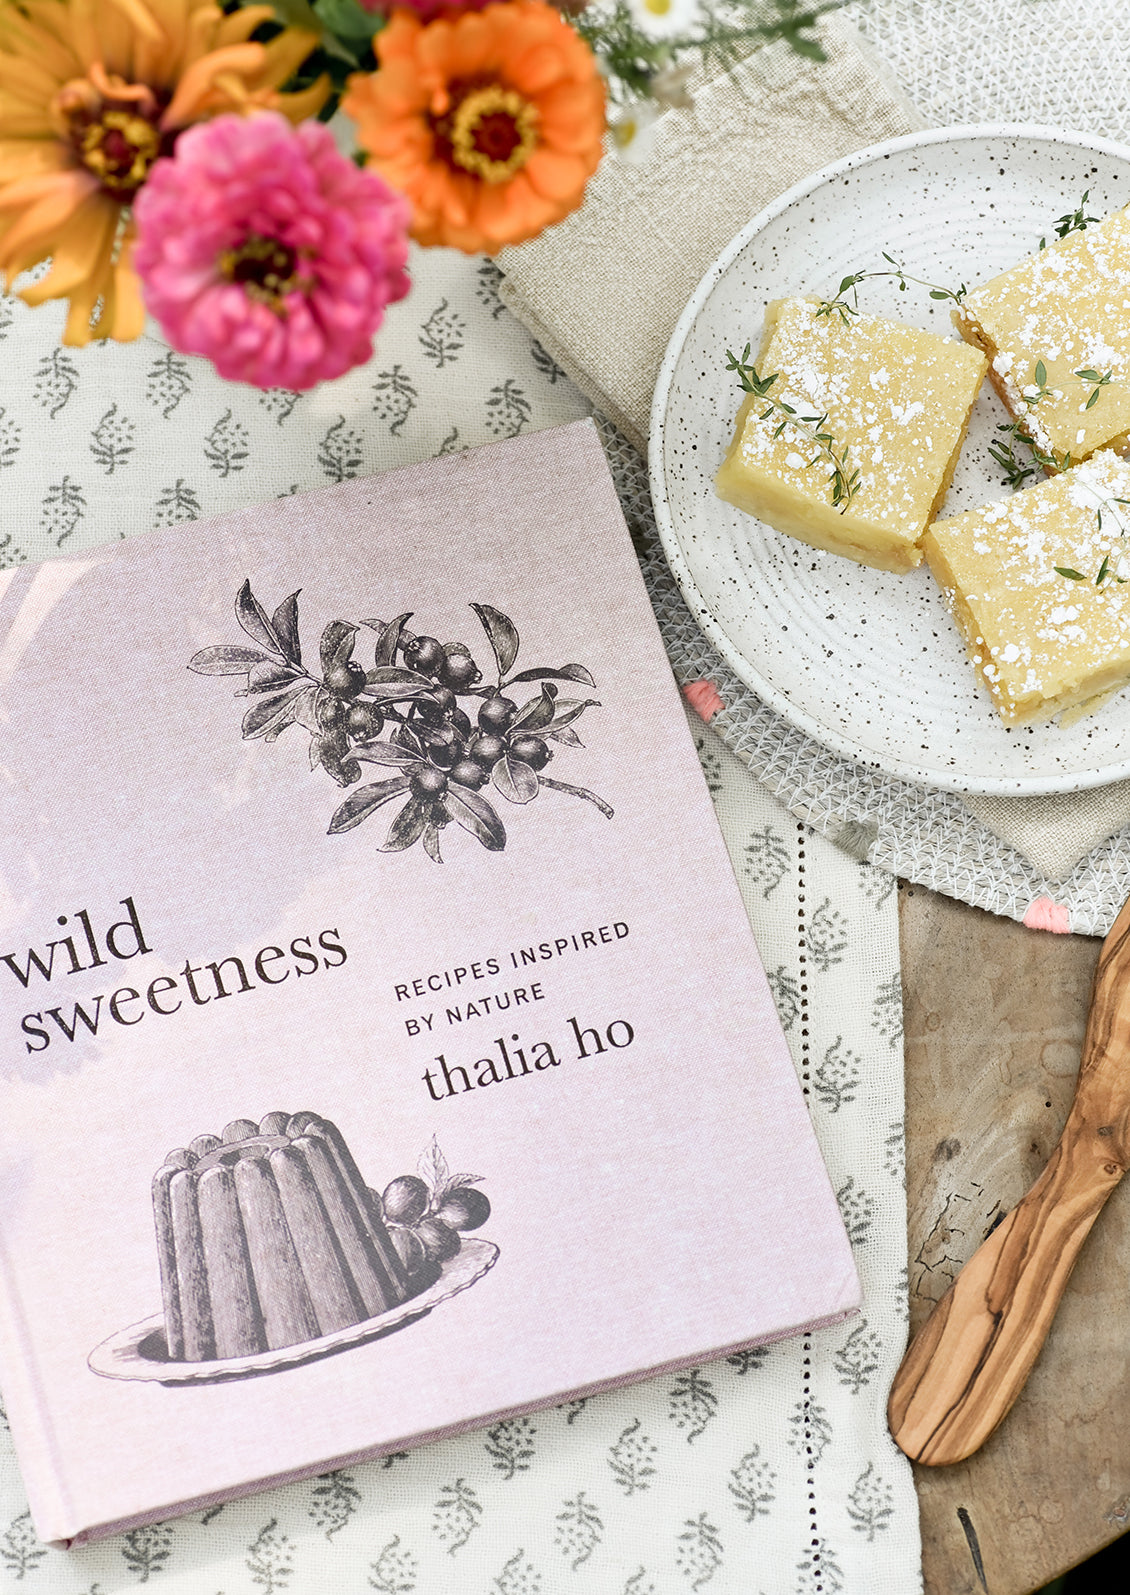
[0,418,859,1545]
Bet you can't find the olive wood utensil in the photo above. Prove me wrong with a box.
[888,893,1130,1466]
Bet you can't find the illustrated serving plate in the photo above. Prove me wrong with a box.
[650,125,1130,795]
[88,1240,499,1385]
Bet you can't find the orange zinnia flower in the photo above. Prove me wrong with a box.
[0,1,328,345]
[343,1,605,255]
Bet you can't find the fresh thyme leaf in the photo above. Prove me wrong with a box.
[724,346,860,511]
[990,380,1072,488]
[814,255,966,321]
[989,423,1041,488]
[1055,567,1086,581]
[1053,190,1099,239]
[1074,366,1114,409]
[1097,555,1112,584]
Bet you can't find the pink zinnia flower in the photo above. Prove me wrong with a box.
[133,112,411,390]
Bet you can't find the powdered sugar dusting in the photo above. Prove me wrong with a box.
[727,297,985,551]
[960,204,1130,459]
[925,449,1130,722]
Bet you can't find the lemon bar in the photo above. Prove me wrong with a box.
[922,450,1130,725]
[954,204,1130,464]
[715,298,987,573]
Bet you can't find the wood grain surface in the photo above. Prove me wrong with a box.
[899,883,1130,1595]
[891,895,1130,1466]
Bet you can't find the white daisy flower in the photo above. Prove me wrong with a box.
[608,99,660,162]
[627,0,700,40]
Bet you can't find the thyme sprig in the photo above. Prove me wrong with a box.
[989,362,1119,488]
[1039,190,1099,250]
[725,344,860,510]
[814,252,968,324]
[1075,367,1115,409]
[1054,497,1130,585]
[988,360,1072,488]
[1095,497,1130,535]
[1056,557,1128,586]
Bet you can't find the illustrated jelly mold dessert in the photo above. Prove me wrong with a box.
[152,1112,411,1362]
[954,203,1130,465]
[922,449,1130,725]
[715,297,987,572]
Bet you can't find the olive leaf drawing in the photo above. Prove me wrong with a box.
[190,584,613,861]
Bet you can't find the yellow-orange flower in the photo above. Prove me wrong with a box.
[0,1,329,344]
[343,2,605,255]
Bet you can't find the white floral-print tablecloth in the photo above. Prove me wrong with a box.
[0,237,917,1592]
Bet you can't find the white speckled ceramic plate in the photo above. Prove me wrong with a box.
[650,125,1130,795]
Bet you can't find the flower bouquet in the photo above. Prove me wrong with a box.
[0,0,836,387]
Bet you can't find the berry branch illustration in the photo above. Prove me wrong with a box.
[189,582,613,861]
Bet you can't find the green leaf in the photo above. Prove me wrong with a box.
[1055,566,1086,581]
[1034,360,1047,386]
[314,0,382,37]
[1087,387,1102,409]
[270,0,322,25]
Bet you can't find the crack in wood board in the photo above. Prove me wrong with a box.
[957,1505,989,1592]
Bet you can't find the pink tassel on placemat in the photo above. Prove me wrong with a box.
[1023,897,1071,934]
[683,679,724,722]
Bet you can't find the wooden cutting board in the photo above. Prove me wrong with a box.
[899,883,1130,1595]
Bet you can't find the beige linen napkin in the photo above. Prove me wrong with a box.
[962,787,1130,882]
[498,16,1130,885]
[498,17,922,455]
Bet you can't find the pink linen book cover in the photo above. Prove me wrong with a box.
[0,418,859,1545]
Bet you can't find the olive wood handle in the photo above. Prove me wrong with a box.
[888,895,1130,1466]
